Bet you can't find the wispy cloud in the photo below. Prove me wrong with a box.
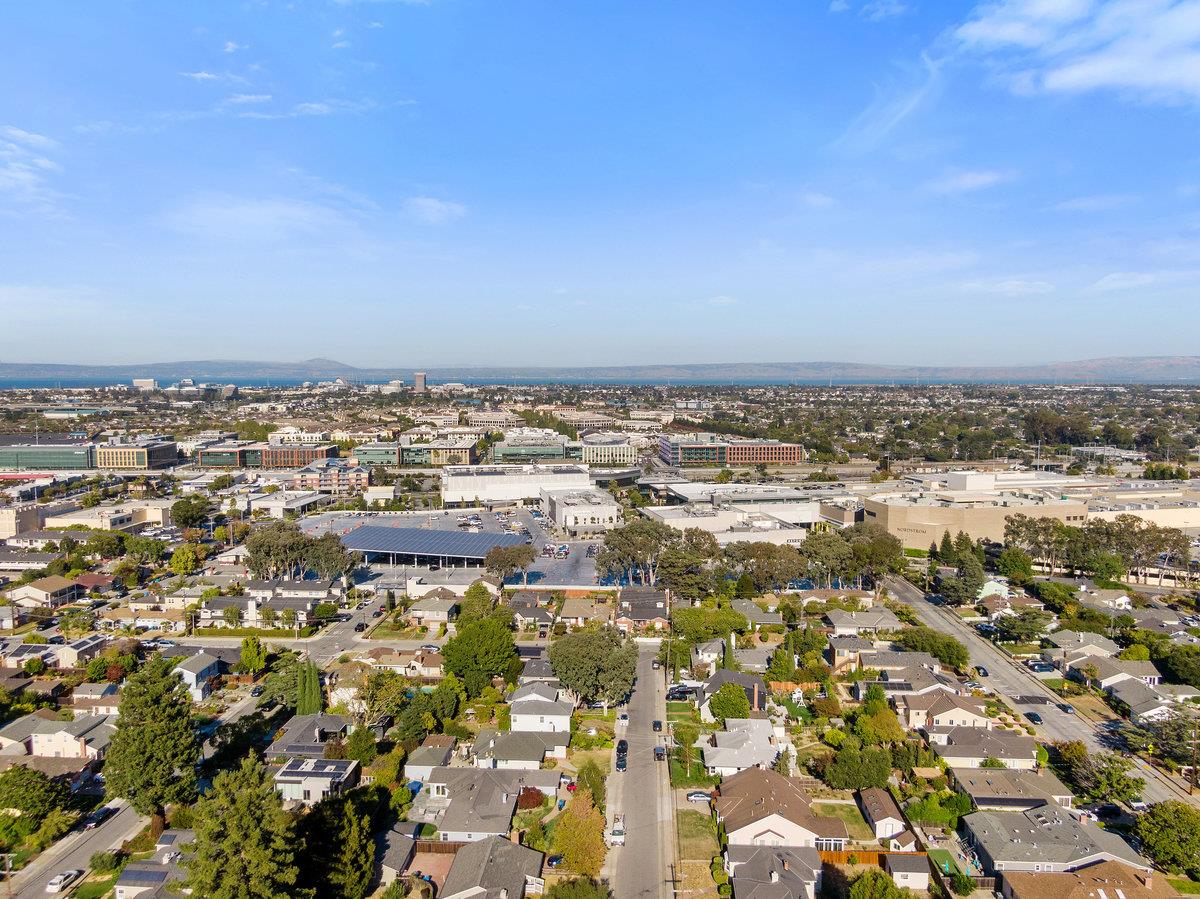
[1088,271,1157,291]
[164,195,353,242]
[829,0,851,11]
[800,190,838,208]
[0,125,67,215]
[180,70,249,85]
[832,53,942,153]
[956,0,1200,104]
[224,93,272,105]
[961,277,1055,295]
[237,98,381,120]
[1050,193,1138,212]
[222,41,244,53]
[403,196,466,224]
[924,168,1014,194]
[861,0,910,21]
[705,295,740,306]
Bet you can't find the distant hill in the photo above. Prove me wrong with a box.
[2,355,1200,384]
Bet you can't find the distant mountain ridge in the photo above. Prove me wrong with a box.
[2,356,1200,384]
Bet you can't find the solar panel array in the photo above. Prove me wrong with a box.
[340,525,527,559]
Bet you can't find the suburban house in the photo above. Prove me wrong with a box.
[897,692,991,733]
[403,737,456,782]
[824,608,901,636]
[715,767,849,851]
[726,846,823,899]
[826,636,875,674]
[71,682,121,716]
[694,638,728,671]
[473,729,569,770]
[0,710,116,760]
[9,574,80,609]
[732,598,784,630]
[698,718,779,777]
[951,768,1074,812]
[1066,655,1163,691]
[112,830,192,899]
[928,726,1040,770]
[56,635,108,668]
[885,854,931,892]
[614,586,670,633]
[699,670,769,723]
[274,757,360,806]
[440,835,545,899]
[173,651,221,701]
[1042,631,1119,667]
[271,712,352,759]
[518,655,558,686]
[558,596,611,630]
[410,767,560,843]
[1108,679,1198,724]
[962,807,1151,874]
[508,682,573,733]
[1002,860,1179,899]
[858,787,906,840]
[404,594,460,628]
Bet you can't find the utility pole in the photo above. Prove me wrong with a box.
[1,852,14,899]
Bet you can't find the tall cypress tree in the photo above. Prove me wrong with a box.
[186,756,305,899]
[105,656,199,816]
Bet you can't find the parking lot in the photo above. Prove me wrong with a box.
[301,507,600,588]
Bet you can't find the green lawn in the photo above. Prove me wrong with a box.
[73,872,121,899]
[666,701,697,724]
[1169,880,1200,895]
[811,802,876,842]
[368,624,423,640]
[669,751,718,789]
[928,849,962,877]
[677,810,719,860]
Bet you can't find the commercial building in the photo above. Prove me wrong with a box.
[441,464,591,505]
[351,442,402,466]
[44,500,173,532]
[492,431,571,464]
[131,378,158,391]
[0,504,39,539]
[289,459,370,494]
[579,433,639,465]
[0,443,95,471]
[414,371,427,393]
[467,410,524,430]
[642,504,813,547]
[94,438,178,470]
[342,526,528,568]
[659,433,807,466]
[402,438,478,467]
[268,426,332,445]
[863,487,1087,550]
[539,488,621,534]
[196,442,337,469]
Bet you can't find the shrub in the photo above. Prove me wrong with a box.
[90,851,122,874]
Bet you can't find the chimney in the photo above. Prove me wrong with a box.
[752,681,759,711]
[1138,873,1152,889]
[770,871,779,884]
[782,859,790,872]
[500,891,509,899]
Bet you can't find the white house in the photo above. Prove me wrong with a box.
[508,683,572,733]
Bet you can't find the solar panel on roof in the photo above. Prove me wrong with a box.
[340,526,526,559]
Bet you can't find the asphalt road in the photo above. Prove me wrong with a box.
[884,576,1199,808]
[9,802,143,898]
[608,647,674,899]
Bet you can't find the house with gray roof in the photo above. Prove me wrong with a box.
[698,718,779,777]
[440,834,545,899]
[699,670,768,722]
[928,726,1039,770]
[1042,631,1119,667]
[173,651,221,701]
[951,767,1073,812]
[727,845,822,899]
[271,712,351,759]
[411,767,558,843]
[1066,654,1162,691]
[273,757,359,806]
[733,598,784,630]
[824,608,901,636]
[0,710,116,760]
[473,729,569,770]
[508,682,572,732]
[962,807,1151,874]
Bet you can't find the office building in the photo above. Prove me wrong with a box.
[579,434,639,466]
[0,443,95,471]
[351,442,402,466]
[401,439,478,467]
[267,426,332,445]
[540,488,621,534]
[289,459,370,494]
[131,378,158,391]
[658,433,807,466]
[0,504,40,540]
[467,410,524,430]
[414,371,427,393]
[95,438,178,470]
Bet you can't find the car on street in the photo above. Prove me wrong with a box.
[1025,712,1044,725]
[652,720,662,732]
[616,739,628,756]
[607,814,626,847]
[1058,703,1075,714]
[354,622,367,632]
[686,790,712,803]
[84,806,115,829]
[615,756,627,773]
[420,644,440,652]
[250,685,264,697]
[617,713,629,726]
[372,609,383,617]
[45,870,83,893]
[157,640,176,648]
[975,666,989,677]
[653,746,667,762]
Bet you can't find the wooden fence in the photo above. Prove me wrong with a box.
[818,850,927,866]
[414,840,467,854]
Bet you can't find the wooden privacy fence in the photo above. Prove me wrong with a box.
[818,850,927,866]
[414,840,467,854]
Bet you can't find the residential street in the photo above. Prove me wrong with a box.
[884,576,1199,808]
[9,802,142,899]
[608,645,674,899]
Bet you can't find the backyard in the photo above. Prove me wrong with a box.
[676,810,719,860]
[810,802,876,843]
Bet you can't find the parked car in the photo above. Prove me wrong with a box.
[617,713,629,726]
[652,720,662,732]
[1025,712,1044,725]
[84,806,114,830]
[615,756,627,773]
[653,746,667,762]
[1058,703,1075,714]
[420,644,440,652]
[250,685,264,697]
[686,790,713,803]
[45,870,82,893]
[547,855,564,868]
[608,814,626,847]
[616,739,628,756]
[354,622,367,632]
[975,666,989,677]
[1130,800,1149,812]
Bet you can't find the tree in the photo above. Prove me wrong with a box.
[707,682,751,725]
[222,605,242,627]
[106,655,200,816]
[576,759,607,809]
[441,618,518,696]
[457,581,494,625]
[84,530,124,560]
[996,546,1034,584]
[295,662,323,716]
[894,627,969,669]
[484,544,538,585]
[552,788,606,878]
[0,765,69,827]
[22,657,46,676]
[823,745,893,790]
[848,868,909,899]
[240,636,268,675]
[1052,743,1142,804]
[995,608,1051,643]
[300,793,375,899]
[186,756,303,899]
[344,727,378,766]
[171,545,198,576]
[547,879,612,899]
[549,629,638,705]
[172,495,212,530]
[1135,801,1200,877]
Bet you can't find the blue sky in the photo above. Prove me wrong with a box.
[2,0,1199,368]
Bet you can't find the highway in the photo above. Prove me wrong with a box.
[607,646,674,899]
[884,576,1199,808]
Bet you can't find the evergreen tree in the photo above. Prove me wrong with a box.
[105,656,200,816]
[295,662,323,716]
[186,756,304,899]
[300,794,375,899]
[938,530,955,565]
[551,788,606,878]
[240,636,268,675]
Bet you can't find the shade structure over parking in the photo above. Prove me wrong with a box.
[340,525,527,566]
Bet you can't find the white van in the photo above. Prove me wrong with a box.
[608,815,626,847]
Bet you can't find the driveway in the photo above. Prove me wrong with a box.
[607,646,674,899]
[884,576,1199,808]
